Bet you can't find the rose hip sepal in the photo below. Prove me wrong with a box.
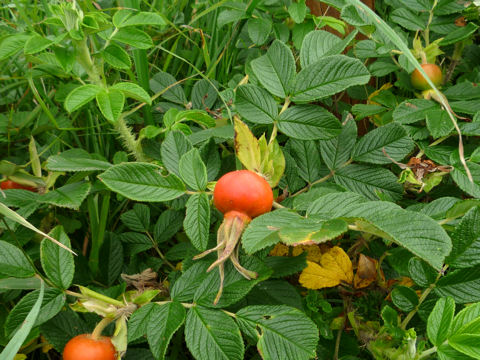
[0,180,36,192]
[62,334,116,360]
[193,170,273,305]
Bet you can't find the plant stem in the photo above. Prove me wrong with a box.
[114,116,146,161]
[73,38,102,85]
[146,232,176,270]
[418,346,438,359]
[91,317,114,340]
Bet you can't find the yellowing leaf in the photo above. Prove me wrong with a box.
[299,246,353,289]
[269,243,290,257]
[234,117,261,172]
[292,245,323,263]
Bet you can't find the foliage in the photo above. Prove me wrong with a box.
[1,0,480,359]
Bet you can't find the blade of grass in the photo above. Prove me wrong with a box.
[347,0,472,182]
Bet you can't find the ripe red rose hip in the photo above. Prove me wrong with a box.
[63,334,116,360]
[0,180,36,192]
[213,170,273,219]
[410,63,443,90]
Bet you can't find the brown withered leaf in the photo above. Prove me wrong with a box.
[354,254,379,289]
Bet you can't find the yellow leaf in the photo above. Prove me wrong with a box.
[299,246,353,289]
[269,243,289,257]
[234,117,261,172]
[292,245,323,263]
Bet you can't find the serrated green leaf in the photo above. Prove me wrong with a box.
[179,149,208,190]
[111,82,151,105]
[235,305,318,360]
[300,30,353,68]
[98,162,186,202]
[40,309,89,352]
[40,226,74,289]
[319,118,357,170]
[96,89,125,123]
[24,34,53,54]
[121,204,150,233]
[251,40,295,98]
[427,297,455,346]
[185,305,244,360]
[184,193,210,251]
[334,164,403,201]
[102,44,132,69]
[235,84,277,125]
[0,240,35,278]
[46,149,111,172]
[98,235,123,287]
[147,302,185,360]
[393,99,440,124]
[113,27,153,49]
[0,34,30,60]
[436,267,480,303]
[277,105,342,140]
[352,122,414,164]
[391,286,418,312]
[161,131,193,177]
[5,288,65,336]
[247,17,272,45]
[447,207,480,268]
[39,181,91,210]
[171,261,211,302]
[150,71,186,105]
[64,84,102,113]
[292,55,370,102]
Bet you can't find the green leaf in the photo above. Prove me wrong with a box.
[171,261,210,302]
[393,99,439,124]
[0,34,30,60]
[64,84,102,113]
[292,55,370,102]
[247,17,272,45]
[279,218,348,246]
[98,162,186,202]
[0,282,43,360]
[235,305,318,360]
[102,44,132,69]
[251,40,296,98]
[426,110,454,139]
[128,303,157,342]
[449,334,480,359]
[191,79,219,110]
[288,139,322,183]
[427,297,455,346]
[150,71,186,105]
[179,148,208,191]
[436,267,480,303]
[119,232,152,256]
[24,34,53,54]
[408,257,437,287]
[111,82,151,105]
[319,118,357,170]
[154,209,184,243]
[265,253,308,279]
[184,193,210,252]
[288,0,307,23]
[119,12,166,27]
[147,302,186,360]
[39,181,91,210]
[390,8,425,30]
[334,164,403,201]
[300,30,355,68]
[452,303,480,335]
[235,84,277,125]
[194,257,272,308]
[121,204,150,233]
[185,305,244,360]
[200,139,221,181]
[113,27,153,49]
[451,162,480,199]
[352,104,387,120]
[5,288,65,336]
[96,89,125,123]
[40,226,74,289]
[161,131,193,177]
[391,286,419,312]
[242,210,304,254]
[447,207,480,268]
[0,240,35,278]
[40,309,89,352]
[440,22,479,46]
[98,235,123,286]
[277,105,342,140]
[46,149,112,172]
[248,280,304,310]
[352,122,414,164]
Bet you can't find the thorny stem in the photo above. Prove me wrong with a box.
[114,116,146,162]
